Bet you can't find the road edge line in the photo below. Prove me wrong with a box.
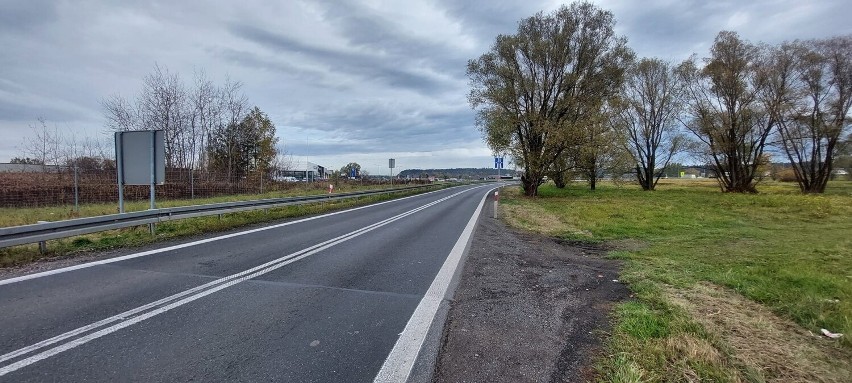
[372,185,497,383]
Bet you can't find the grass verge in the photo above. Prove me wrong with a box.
[0,185,441,268]
[500,179,851,382]
[0,183,411,228]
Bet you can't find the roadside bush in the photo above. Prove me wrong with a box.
[773,168,798,182]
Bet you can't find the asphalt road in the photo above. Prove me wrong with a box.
[0,183,499,382]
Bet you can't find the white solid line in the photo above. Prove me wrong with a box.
[0,186,463,286]
[372,186,495,383]
[0,186,482,376]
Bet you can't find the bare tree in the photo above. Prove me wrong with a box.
[467,2,632,196]
[271,151,294,173]
[680,31,776,193]
[210,76,248,181]
[612,58,690,190]
[189,69,220,177]
[101,94,138,132]
[219,76,248,129]
[138,64,190,170]
[20,117,63,172]
[102,66,256,183]
[770,36,852,193]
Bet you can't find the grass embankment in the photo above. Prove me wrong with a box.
[0,183,440,268]
[501,179,852,382]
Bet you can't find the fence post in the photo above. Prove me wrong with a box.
[73,164,79,212]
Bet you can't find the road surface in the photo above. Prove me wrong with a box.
[0,183,499,382]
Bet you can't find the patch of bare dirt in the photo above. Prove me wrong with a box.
[668,283,852,383]
[433,209,631,382]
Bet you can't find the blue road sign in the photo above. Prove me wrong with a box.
[350,168,357,178]
[494,157,504,169]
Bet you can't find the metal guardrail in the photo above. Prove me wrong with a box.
[0,184,437,249]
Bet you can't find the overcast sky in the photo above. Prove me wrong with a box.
[2,0,850,175]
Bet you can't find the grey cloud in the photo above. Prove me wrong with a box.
[610,0,852,59]
[312,0,469,74]
[211,47,338,88]
[435,0,552,42]
[0,99,86,123]
[0,0,58,34]
[283,101,477,152]
[229,24,450,94]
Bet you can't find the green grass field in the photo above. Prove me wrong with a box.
[501,179,851,382]
[0,183,441,268]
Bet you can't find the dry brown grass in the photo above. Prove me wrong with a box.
[659,334,729,382]
[501,188,593,238]
[668,283,852,383]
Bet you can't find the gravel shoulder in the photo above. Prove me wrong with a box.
[433,207,631,382]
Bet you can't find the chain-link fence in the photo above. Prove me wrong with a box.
[0,167,429,208]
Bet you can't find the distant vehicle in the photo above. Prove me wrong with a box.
[275,176,298,182]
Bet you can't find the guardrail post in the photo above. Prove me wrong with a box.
[37,221,48,254]
[148,223,156,235]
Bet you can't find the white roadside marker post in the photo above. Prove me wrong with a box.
[493,190,499,219]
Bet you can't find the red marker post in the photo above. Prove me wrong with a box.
[328,184,334,194]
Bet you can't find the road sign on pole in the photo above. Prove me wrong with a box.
[389,158,395,185]
[115,130,165,214]
[494,157,503,169]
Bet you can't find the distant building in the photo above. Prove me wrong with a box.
[0,163,63,173]
[273,160,327,181]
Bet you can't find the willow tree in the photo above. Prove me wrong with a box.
[613,58,689,190]
[574,109,633,190]
[467,2,632,196]
[680,31,777,193]
[769,36,852,193]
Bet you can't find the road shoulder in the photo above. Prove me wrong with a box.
[432,204,631,382]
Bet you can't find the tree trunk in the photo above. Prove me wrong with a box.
[637,164,653,191]
[725,174,758,193]
[521,173,541,197]
[552,171,566,188]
